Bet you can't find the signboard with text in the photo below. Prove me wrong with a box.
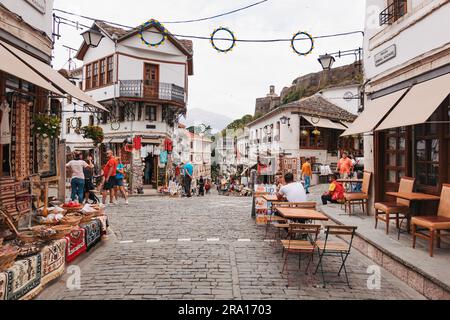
[375,44,397,67]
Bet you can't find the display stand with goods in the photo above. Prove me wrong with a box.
[0,197,109,300]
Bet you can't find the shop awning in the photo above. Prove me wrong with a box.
[341,88,408,136]
[340,121,353,128]
[0,43,63,96]
[302,116,347,130]
[0,41,108,112]
[376,73,450,131]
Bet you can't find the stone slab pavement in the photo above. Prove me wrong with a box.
[36,193,425,300]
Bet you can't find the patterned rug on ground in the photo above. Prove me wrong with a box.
[81,219,102,251]
[3,254,42,300]
[40,239,67,286]
[65,227,87,263]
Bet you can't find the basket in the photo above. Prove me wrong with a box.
[18,231,39,244]
[17,243,42,258]
[47,225,76,240]
[61,213,83,226]
[0,245,19,271]
[80,213,95,223]
[62,205,83,213]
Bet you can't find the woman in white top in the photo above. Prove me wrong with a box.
[66,152,93,203]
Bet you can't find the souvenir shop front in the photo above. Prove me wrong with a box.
[0,40,109,300]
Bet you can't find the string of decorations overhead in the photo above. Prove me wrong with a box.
[52,8,363,56]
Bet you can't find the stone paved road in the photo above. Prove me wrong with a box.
[37,192,425,300]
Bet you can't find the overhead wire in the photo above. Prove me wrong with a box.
[53,0,270,26]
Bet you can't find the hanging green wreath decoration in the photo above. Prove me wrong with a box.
[210,27,236,53]
[138,19,168,48]
[291,31,314,56]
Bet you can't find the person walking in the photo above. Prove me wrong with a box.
[183,161,194,197]
[102,150,118,205]
[83,154,96,204]
[66,152,93,203]
[337,152,354,179]
[114,157,129,204]
[301,158,313,194]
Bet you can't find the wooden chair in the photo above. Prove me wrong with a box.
[314,225,358,288]
[374,177,415,237]
[411,184,450,257]
[268,202,317,243]
[281,223,321,275]
[344,171,372,216]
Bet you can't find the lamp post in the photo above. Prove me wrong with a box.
[318,48,363,70]
[81,27,104,48]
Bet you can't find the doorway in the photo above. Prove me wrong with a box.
[143,63,159,99]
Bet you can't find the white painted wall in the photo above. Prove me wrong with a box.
[117,54,186,88]
[319,85,360,115]
[82,26,189,98]
[364,0,450,80]
[0,0,54,36]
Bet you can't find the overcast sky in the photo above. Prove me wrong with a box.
[52,0,366,120]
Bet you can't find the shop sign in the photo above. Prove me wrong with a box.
[375,44,396,67]
[25,0,46,14]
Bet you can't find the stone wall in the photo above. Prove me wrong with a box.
[280,62,363,105]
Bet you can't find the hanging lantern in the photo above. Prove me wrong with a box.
[312,128,321,136]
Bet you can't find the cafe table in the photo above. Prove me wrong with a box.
[385,192,441,233]
[262,194,279,202]
[275,207,329,222]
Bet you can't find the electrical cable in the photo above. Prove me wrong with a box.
[162,0,269,24]
[54,0,269,26]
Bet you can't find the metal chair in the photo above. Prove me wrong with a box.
[281,223,321,276]
[267,202,317,244]
[314,225,358,288]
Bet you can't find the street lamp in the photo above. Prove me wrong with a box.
[280,116,291,127]
[81,28,104,48]
[318,48,363,70]
[318,54,336,70]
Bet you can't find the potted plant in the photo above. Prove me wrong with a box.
[32,115,61,139]
[81,126,104,146]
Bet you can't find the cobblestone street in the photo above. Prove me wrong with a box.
[37,192,425,300]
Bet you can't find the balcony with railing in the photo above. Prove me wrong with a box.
[119,80,185,104]
[380,0,407,26]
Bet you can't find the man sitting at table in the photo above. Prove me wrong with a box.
[277,173,308,203]
[322,174,345,205]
